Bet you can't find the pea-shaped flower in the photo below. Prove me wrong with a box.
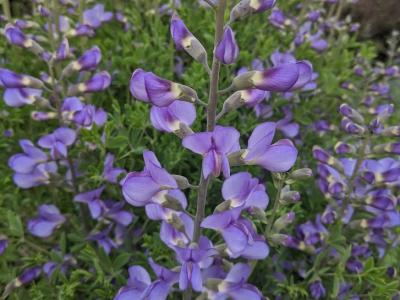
[38,127,77,159]
[182,126,240,178]
[121,150,178,207]
[150,101,196,133]
[130,69,199,107]
[27,204,65,238]
[215,26,239,65]
[222,172,269,210]
[242,122,298,172]
[201,208,269,259]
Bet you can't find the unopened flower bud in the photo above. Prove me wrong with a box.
[251,207,267,222]
[31,111,58,121]
[5,24,46,58]
[170,14,208,69]
[273,212,295,231]
[341,118,366,135]
[372,143,400,155]
[381,126,400,137]
[0,68,43,89]
[55,37,70,61]
[67,71,111,95]
[215,26,239,65]
[172,175,192,189]
[62,46,101,77]
[289,168,313,180]
[230,0,276,23]
[334,142,356,154]
[339,103,364,124]
[312,146,344,172]
[279,186,300,204]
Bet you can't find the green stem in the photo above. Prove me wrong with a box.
[2,0,11,19]
[184,1,227,299]
[265,177,284,236]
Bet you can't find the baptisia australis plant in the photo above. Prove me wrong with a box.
[1,1,132,297]
[121,0,314,299]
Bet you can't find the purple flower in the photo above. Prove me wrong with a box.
[231,60,312,92]
[103,200,134,226]
[88,226,117,254]
[130,68,198,107]
[170,14,207,65]
[215,26,239,65]
[67,71,111,95]
[61,97,106,128]
[150,100,196,133]
[74,187,105,219]
[122,151,178,207]
[8,139,58,189]
[309,280,326,300]
[160,214,194,248]
[38,127,77,159]
[242,122,298,172]
[83,4,113,29]
[222,172,269,209]
[55,37,70,61]
[175,236,216,292]
[15,266,42,286]
[74,104,107,128]
[12,161,58,189]
[0,237,8,255]
[9,139,48,174]
[115,261,179,300]
[62,46,101,76]
[103,153,126,183]
[201,208,269,259]
[27,204,65,238]
[206,263,263,299]
[70,24,95,37]
[230,0,276,22]
[182,126,240,178]
[269,8,289,28]
[145,190,187,221]
[4,24,29,47]
[0,68,43,89]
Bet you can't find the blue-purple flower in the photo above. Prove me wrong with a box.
[130,68,198,107]
[150,100,196,133]
[27,204,66,238]
[201,208,269,259]
[222,172,269,209]
[38,127,77,159]
[215,26,239,65]
[241,122,298,172]
[183,126,240,178]
[122,151,178,207]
